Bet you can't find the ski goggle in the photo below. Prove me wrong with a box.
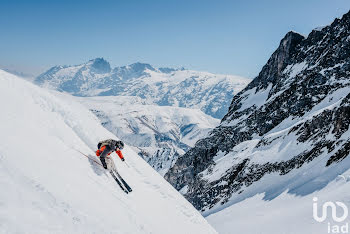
[116,142,124,150]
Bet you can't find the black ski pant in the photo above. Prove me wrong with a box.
[100,145,112,169]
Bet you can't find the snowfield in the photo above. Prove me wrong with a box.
[0,70,216,234]
[207,173,350,234]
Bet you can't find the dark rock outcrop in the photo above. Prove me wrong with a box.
[165,10,350,212]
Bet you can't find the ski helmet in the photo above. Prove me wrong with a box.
[116,140,124,150]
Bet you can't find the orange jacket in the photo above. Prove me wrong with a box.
[96,145,124,160]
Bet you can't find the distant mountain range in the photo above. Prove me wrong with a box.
[34,60,250,119]
[76,95,219,176]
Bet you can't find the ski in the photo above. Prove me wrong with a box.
[113,169,133,192]
[109,171,128,194]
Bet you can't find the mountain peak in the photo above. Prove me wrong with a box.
[159,67,186,73]
[276,30,305,72]
[128,62,155,72]
[279,31,305,55]
[89,58,111,73]
[244,30,304,91]
[281,31,304,45]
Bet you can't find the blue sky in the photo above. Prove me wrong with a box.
[0,0,349,78]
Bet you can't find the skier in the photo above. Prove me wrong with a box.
[95,139,132,193]
[95,139,125,170]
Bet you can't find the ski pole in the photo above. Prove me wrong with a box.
[72,147,103,167]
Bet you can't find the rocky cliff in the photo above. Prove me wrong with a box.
[165,11,350,213]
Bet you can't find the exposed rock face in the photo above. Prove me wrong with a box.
[165,11,350,213]
[91,58,111,73]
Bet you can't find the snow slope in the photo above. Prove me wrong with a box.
[207,170,350,234]
[76,96,219,176]
[0,70,216,234]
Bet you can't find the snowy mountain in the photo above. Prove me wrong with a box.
[0,69,216,233]
[34,59,250,118]
[76,96,219,176]
[165,9,350,229]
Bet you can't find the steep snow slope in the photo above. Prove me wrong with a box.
[34,60,250,118]
[0,70,216,234]
[76,96,219,176]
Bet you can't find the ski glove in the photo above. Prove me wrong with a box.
[121,158,125,162]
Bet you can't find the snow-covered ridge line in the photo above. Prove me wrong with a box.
[34,59,250,118]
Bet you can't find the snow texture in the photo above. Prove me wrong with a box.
[207,165,350,234]
[0,70,216,234]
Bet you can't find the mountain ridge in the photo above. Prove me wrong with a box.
[34,60,250,119]
[165,10,350,215]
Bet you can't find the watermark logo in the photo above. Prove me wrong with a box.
[313,197,349,233]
